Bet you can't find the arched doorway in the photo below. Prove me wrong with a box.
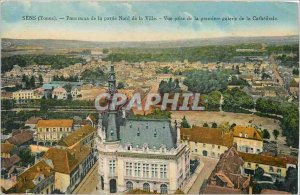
[109,179,117,193]
[126,181,133,191]
[101,176,104,190]
[202,150,208,156]
[143,183,150,192]
[160,184,168,194]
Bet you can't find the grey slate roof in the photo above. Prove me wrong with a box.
[119,119,177,150]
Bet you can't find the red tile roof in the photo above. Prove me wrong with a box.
[6,130,33,146]
[25,117,42,125]
[238,152,298,168]
[57,125,96,147]
[233,126,262,141]
[7,160,53,193]
[43,144,91,174]
[37,119,73,128]
[181,126,233,147]
[1,143,15,154]
[1,154,21,169]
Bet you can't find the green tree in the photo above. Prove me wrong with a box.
[272,129,279,140]
[181,116,191,128]
[285,167,298,194]
[262,129,270,139]
[38,75,43,86]
[19,147,35,166]
[211,122,217,128]
[103,48,109,54]
[29,76,35,89]
[254,167,265,181]
[117,82,125,89]
[183,70,229,94]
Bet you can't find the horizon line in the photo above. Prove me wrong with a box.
[2,34,299,43]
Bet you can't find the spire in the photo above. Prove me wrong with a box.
[108,64,116,95]
[104,64,119,142]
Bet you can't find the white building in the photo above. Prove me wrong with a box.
[52,87,67,99]
[97,65,190,194]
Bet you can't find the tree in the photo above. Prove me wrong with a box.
[285,167,298,194]
[64,84,72,92]
[38,75,43,86]
[292,68,299,75]
[183,70,229,94]
[180,116,190,128]
[261,73,271,80]
[272,129,279,140]
[19,147,35,166]
[29,76,35,89]
[211,122,217,128]
[67,94,73,100]
[254,167,264,181]
[262,129,270,139]
[117,82,125,89]
[203,123,209,127]
[103,48,109,54]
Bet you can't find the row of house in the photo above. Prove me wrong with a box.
[12,82,82,101]
[181,125,297,179]
[3,124,97,194]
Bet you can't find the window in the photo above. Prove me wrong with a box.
[211,152,215,157]
[126,162,132,176]
[109,160,116,175]
[160,184,168,194]
[46,128,49,132]
[126,181,133,191]
[218,146,221,149]
[212,145,215,149]
[203,143,206,148]
[151,164,158,178]
[160,164,167,179]
[195,149,198,152]
[143,183,150,192]
[143,163,150,178]
[154,129,157,137]
[256,149,260,153]
[269,166,274,172]
[137,129,140,136]
[277,168,281,174]
[247,163,251,168]
[255,164,259,168]
[134,163,141,177]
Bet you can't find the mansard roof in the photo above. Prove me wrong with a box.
[119,119,177,150]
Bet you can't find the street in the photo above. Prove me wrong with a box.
[73,161,99,194]
[188,156,218,194]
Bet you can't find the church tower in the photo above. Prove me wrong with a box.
[104,64,120,142]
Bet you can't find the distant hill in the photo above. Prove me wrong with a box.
[2,35,299,50]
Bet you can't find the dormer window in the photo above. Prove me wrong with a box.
[137,128,140,136]
[154,129,157,137]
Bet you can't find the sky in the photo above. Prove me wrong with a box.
[1,1,299,42]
